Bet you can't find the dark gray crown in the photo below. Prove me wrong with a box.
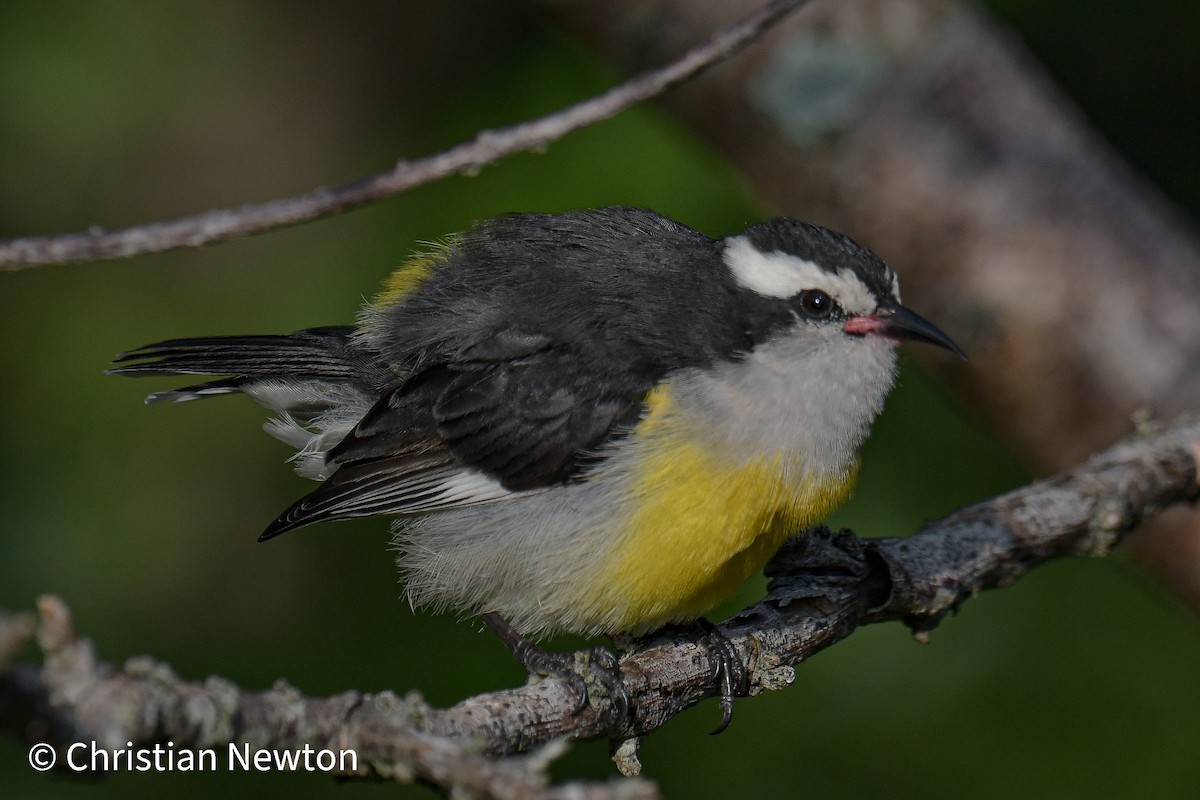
[740,218,897,304]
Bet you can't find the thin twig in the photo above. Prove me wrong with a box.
[0,0,809,270]
[4,413,1198,786]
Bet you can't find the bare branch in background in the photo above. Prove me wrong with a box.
[5,412,1198,787]
[0,0,810,270]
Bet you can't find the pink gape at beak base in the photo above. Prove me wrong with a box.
[843,301,966,359]
[843,315,887,337]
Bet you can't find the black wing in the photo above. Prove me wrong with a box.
[260,326,660,539]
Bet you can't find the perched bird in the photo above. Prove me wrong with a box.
[112,207,962,727]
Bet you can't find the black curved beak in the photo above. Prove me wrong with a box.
[868,300,966,359]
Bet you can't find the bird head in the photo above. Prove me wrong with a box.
[723,218,964,360]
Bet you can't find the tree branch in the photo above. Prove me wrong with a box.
[0,0,810,270]
[5,413,1198,787]
[0,598,655,800]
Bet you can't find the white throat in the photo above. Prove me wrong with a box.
[670,325,899,478]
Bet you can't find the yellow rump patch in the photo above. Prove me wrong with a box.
[371,237,459,307]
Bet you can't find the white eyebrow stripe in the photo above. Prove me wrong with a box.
[722,235,879,315]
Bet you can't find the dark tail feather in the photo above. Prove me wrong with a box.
[109,326,367,381]
[144,377,245,405]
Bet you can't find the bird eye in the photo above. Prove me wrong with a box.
[796,289,834,319]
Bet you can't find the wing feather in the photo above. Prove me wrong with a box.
[260,456,513,539]
[265,325,658,534]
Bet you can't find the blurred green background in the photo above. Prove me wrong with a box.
[2,1,1198,797]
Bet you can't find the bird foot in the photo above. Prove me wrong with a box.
[693,618,748,735]
[635,619,748,734]
[482,613,630,723]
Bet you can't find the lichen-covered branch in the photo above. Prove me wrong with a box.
[0,0,809,270]
[0,598,655,799]
[4,413,1198,786]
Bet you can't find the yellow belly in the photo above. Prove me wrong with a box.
[585,388,858,635]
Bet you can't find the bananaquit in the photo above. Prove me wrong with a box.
[112,206,963,726]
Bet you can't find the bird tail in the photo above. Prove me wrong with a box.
[109,326,375,404]
[110,326,384,480]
